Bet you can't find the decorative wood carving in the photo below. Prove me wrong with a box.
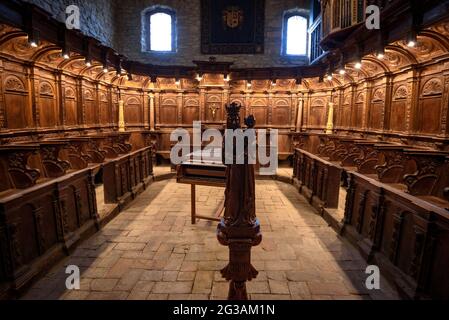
[217,102,261,300]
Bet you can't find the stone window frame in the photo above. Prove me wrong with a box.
[141,5,177,53]
[281,9,309,58]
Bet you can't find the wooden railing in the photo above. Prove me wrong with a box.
[103,146,153,208]
[343,171,449,299]
[309,15,325,64]
[291,132,449,299]
[293,148,342,209]
[322,0,366,38]
[0,135,154,299]
[0,167,99,298]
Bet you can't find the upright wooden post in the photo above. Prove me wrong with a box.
[217,102,262,300]
[118,99,125,132]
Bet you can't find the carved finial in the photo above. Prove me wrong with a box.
[244,115,255,128]
[225,102,241,129]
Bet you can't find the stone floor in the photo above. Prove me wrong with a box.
[22,171,401,300]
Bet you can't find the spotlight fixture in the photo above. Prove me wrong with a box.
[271,79,276,86]
[103,66,108,73]
[175,78,181,86]
[375,47,385,59]
[62,53,70,59]
[247,81,252,88]
[224,74,230,82]
[339,69,346,75]
[326,74,333,81]
[28,30,39,48]
[85,61,92,67]
[196,73,203,81]
[354,61,362,69]
[406,31,417,48]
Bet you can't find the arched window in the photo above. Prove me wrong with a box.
[142,7,176,52]
[282,13,308,56]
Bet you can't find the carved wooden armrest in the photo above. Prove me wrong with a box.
[0,146,42,189]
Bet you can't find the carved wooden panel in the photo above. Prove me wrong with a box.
[418,77,443,134]
[124,96,142,125]
[182,96,199,124]
[38,81,58,127]
[369,88,385,130]
[272,98,291,126]
[64,86,78,126]
[159,96,178,125]
[205,94,222,122]
[249,98,268,125]
[98,89,110,125]
[3,75,32,129]
[341,94,351,128]
[310,97,326,127]
[390,84,408,132]
[354,92,364,127]
[83,88,95,125]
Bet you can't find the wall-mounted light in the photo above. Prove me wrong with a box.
[247,80,252,88]
[406,31,417,47]
[224,74,230,82]
[271,79,276,86]
[175,78,181,86]
[62,52,70,59]
[103,65,108,73]
[339,68,346,75]
[196,73,203,82]
[28,30,39,48]
[85,60,92,67]
[375,47,385,59]
[354,61,362,69]
[326,73,333,81]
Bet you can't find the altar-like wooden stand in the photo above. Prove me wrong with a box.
[176,151,226,223]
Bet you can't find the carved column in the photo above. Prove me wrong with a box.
[177,91,183,125]
[296,93,304,132]
[408,66,421,133]
[217,103,262,300]
[55,70,65,128]
[94,81,100,128]
[383,75,394,132]
[149,92,155,130]
[268,92,273,125]
[442,71,449,136]
[76,76,84,126]
[118,89,125,132]
[155,91,161,128]
[0,60,5,128]
[27,62,39,128]
[326,101,334,134]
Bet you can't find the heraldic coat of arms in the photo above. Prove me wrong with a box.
[222,6,244,29]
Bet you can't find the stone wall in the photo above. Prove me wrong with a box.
[115,0,311,67]
[22,0,116,48]
[23,0,311,68]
